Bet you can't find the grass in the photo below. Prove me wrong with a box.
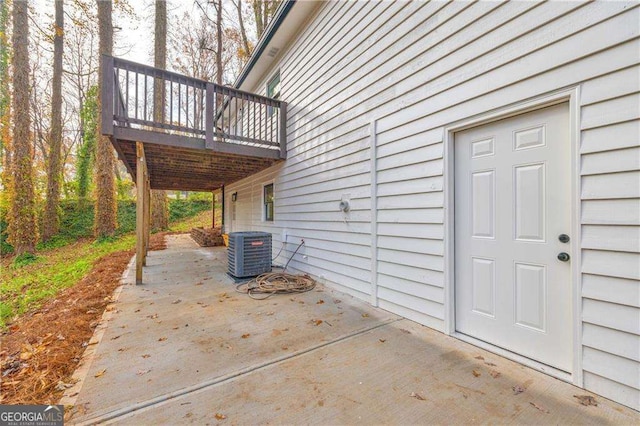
[1,199,213,255]
[0,208,215,328]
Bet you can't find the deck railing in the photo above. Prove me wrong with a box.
[101,55,286,158]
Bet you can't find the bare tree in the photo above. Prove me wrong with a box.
[252,0,278,39]
[234,0,252,59]
[9,0,38,256]
[215,0,222,86]
[43,0,64,241]
[94,0,116,237]
[151,0,168,231]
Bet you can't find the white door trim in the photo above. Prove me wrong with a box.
[442,87,583,386]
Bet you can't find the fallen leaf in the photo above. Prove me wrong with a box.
[485,362,497,367]
[512,385,526,395]
[410,392,426,401]
[158,337,167,342]
[266,312,275,316]
[489,370,501,379]
[94,369,106,378]
[530,402,549,413]
[172,299,182,304]
[379,339,386,343]
[241,334,250,338]
[400,329,411,334]
[317,299,324,304]
[146,314,158,319]
[472,370,481,377]
[55,381,73,391]
[574,395,598,406]
[142,354,151,358]
[333,299,342,304]
[173,327,179,330]
[136,369,151,376]
[314,320,323,326]
[362,313,369,318]
[134,309,141,313]
[474,355,485,360]
[110,335,121,340]
[195,282,203,286]
[200,304,209,308]
[281,346,288,350]
[214,413,226,420]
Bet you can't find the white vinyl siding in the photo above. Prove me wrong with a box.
[225,1,640,409]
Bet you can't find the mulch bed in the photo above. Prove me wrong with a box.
[0,233,167,405]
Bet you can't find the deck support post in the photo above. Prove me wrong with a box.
[136,142,148,284]
[212,191,216,228]
[221,185,225,234]
[143,172,150,266]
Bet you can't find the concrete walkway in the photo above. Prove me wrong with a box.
[63,235,639,425]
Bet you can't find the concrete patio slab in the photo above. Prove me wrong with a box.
[64,235,639,425]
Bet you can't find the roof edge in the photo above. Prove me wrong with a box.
[234,0,296,89]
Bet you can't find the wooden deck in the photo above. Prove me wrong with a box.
[101,55,286,192]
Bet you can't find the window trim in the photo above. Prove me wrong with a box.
[262,181,275,222]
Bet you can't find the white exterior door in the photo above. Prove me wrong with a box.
[454,103,572,372]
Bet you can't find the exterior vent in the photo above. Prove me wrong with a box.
[228,231,272,278]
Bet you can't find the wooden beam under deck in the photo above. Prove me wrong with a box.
[113,127,281,160]
[115,138,280,192]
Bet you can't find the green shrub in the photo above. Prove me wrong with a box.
[12,252,38,268]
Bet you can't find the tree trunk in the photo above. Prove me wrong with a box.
[216,0,223,86]
[236,0,251,58]
[151,0,168,231]
[253,0,264,39]
[94,0,117,238]
[0,0,11,192]
[42,0,64,241]
[9,0,38,256]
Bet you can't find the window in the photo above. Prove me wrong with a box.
[263,183,274,221]
[267,72,280,116]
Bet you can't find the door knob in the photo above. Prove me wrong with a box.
[557,252,570,262]
[558,234,570,243]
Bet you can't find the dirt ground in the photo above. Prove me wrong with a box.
[0,233,167,405]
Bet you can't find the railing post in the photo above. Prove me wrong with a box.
[205,82,214,149]
[279,101,287,159]
[102,55,114,136]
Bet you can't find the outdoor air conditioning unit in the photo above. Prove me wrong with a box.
[227,231,272,278]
